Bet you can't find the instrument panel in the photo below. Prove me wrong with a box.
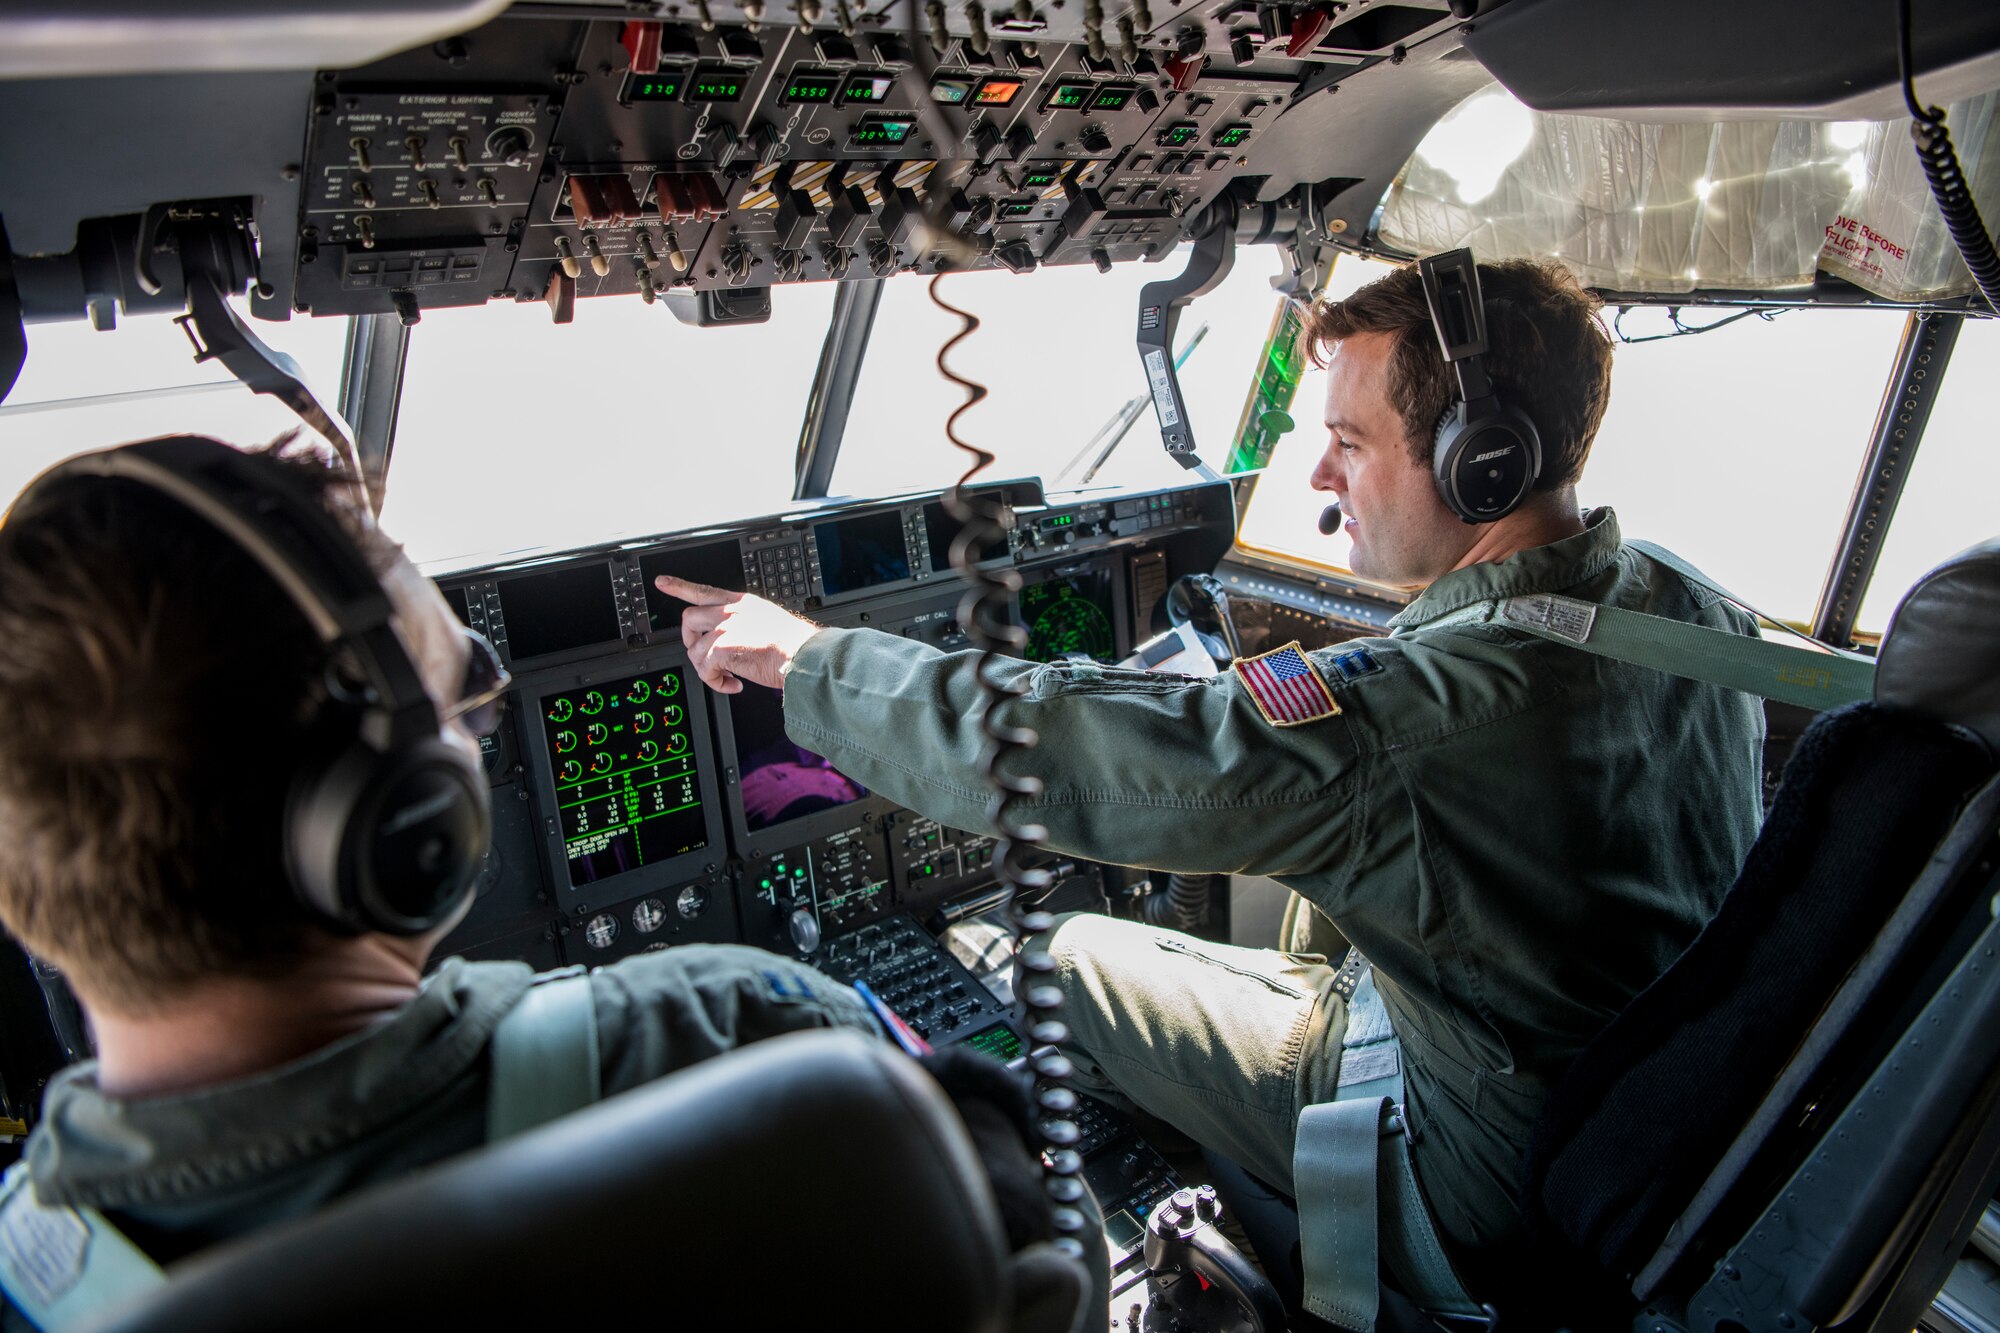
[433,474,1232,1010]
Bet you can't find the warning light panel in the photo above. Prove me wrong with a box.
[1155,121,1199,148]
[1212,122,1253,148]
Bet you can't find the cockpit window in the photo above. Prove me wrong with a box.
[1237,258,1920,624]
[382,284,835,570]
[829,244,1291,500]
[0,303,350,508]
[1857,315,2000,633]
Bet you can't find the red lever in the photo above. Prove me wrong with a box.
[1286,4,1333,56]
[620,21,663,74]
[1163,52,1207,91]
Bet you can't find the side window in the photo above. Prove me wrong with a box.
[1857,317,1998,632]
[1237,276,1912,625]
[0,307,351,507]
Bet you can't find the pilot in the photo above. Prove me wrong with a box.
[0,437,879,1324]
[655,257,1766,1298]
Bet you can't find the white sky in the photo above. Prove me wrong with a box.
[1,256,1992,634]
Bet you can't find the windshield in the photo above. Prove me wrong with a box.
[0,306,351,508]
[830,243,1294,501]
[381,284,835,570]
[1237,256,1930,624]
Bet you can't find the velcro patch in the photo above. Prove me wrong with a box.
[0,1191,88,1309]
[1328,646,1382,682]
[1233,641,1341,727]
[760,968,818,1003]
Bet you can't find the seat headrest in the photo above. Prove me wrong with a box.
[1875,537,2000,753]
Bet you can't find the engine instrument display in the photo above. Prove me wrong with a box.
[541,666,708,890]
[495,564,621,661]
[730,683,868,833]
[1020,562,1119,663]
[814,510,910,596]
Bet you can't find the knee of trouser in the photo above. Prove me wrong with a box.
[1018,911,1155,1056]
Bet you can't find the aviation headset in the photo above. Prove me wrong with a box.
[1418,248,1545,524]
[9,437,490,936]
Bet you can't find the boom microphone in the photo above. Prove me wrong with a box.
[1317,502,1344,536]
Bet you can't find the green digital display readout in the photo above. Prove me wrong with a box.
[849,114,915,146]
[689,65,746,102]
[627,72,687,102]
[1088,84,1136,111]
[779,68,839,105]
[1021,167,1059,189]
[1041,82,1091,111]
[841,70,896,104]
[964,1023,1024,1061]
[1156,121,1199,148]
[1213,123,1252,148]
[998,199,1035,219]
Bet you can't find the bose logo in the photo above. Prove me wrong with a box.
[1469,447,1515,463]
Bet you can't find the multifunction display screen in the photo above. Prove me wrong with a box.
[641,539,747,632]
[814,510,910,596]
[542,667,707,889]
[730,684,868,832]
[1020,562,1118,662]
[495,564,621,661]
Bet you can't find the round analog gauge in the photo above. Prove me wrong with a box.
[546,697,573,724]
[585,721,609,745]
[666,732,688,755]
[627,679,652,705]
[591,751,613,774]
[559,759,582,783]
[632,898,669,933]
[659,672,681,697]
[637,738,661,763]
[583,913,619,950]
[677,884,708,919]
[554,729,578,753]
[632,710,655,733]
[579,690,606,715]
[662,704,684,727]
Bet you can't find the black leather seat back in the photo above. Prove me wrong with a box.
[1522,538,2000,1283]
[82,1031,1017,1333]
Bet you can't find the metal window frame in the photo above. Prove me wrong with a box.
[793,277,884,501]
[338,312,410,515]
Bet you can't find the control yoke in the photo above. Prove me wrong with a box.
[1136,201,1237,469]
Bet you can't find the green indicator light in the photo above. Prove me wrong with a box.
[1213,123,1252,148]
[1156,122,1198,148]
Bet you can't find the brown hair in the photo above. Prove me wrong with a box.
[1303,258,1613,491]
[0,436,398,1013]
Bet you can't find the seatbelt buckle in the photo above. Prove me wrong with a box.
[1384,1102,1418,1146]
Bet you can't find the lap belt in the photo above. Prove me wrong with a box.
[1295,955,1488,1332]
[0,969,601,1329]
[1498,540,1875,712]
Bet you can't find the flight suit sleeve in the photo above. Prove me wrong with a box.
[781,627,1366,877]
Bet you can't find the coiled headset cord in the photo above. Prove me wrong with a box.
[930,272,1092,1261]
[1898,0,2000,313]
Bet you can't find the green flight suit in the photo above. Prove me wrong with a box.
[781,508,1765,1259]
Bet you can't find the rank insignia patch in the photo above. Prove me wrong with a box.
[1329,646,1382,682]
[1234,642,1341,727]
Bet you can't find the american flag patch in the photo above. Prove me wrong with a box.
[1234,642,1341,727]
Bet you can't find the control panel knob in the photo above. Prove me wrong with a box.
[788,905,822,954]
[1078,124,1113,154]
[720,240,754,282]
[488,126,534,167]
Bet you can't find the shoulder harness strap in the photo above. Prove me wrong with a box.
[1495,541,1875,712]
[0,1163,166,1331]
[486,966,602,1143]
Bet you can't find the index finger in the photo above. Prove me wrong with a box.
[653,574,743,607]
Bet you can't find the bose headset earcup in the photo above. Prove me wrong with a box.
[1419,249,1545,525]
[290,735,491,936]
[1431,398,1543,524]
